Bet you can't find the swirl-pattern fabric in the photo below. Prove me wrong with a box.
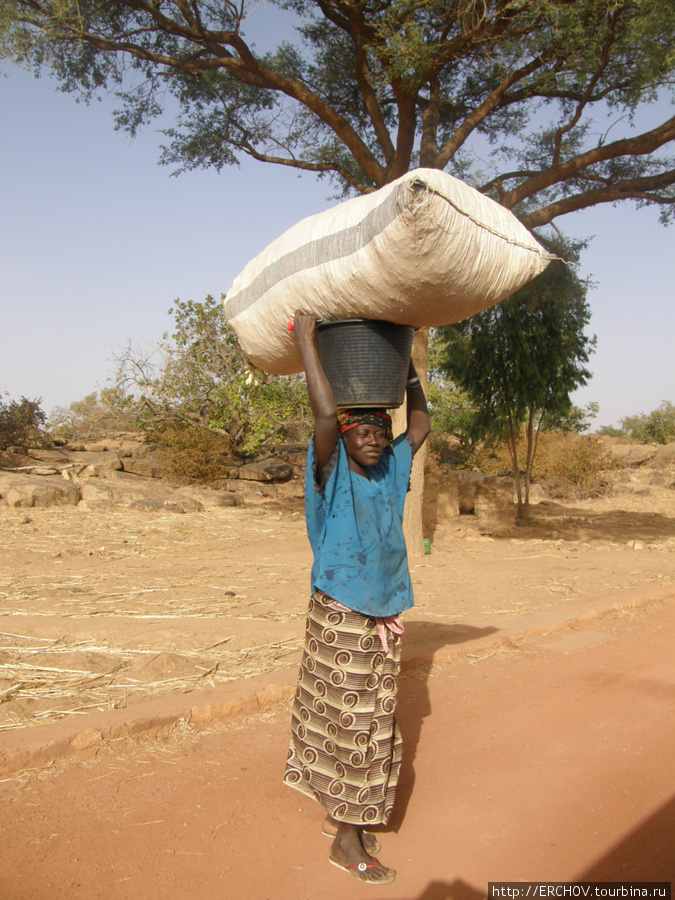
[284,591,402,825]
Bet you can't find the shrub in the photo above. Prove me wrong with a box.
[148,425,235,485]
[0,396,48,450]
[531,432,621,499]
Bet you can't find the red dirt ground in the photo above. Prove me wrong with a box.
[1,598,673,900]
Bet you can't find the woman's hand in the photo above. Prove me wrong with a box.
[292,310,317,348]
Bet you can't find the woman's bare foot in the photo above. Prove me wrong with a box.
[329,822,395,884]
[321,814,381,855]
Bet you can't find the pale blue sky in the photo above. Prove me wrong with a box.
[1,65,673,430]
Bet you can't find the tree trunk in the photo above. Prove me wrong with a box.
[392,328,429,557]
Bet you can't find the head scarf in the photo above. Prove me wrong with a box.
[337,408,393,444]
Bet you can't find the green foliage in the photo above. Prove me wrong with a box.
[620,400,675,444]
[547,401,599,434]
[426,328,479,462]
[437,242,596,515]
[2,0,673,222]
[113,295,311,455]
[0,395,48,450]
[48,388,140,441]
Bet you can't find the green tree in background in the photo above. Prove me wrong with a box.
[437,244,596,518]
[0,396,47,450]
[4,0,674,533]
[112,295,310,454]
[49,388,140,441]
[620,400,675,444]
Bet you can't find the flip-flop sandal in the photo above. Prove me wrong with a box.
[329,855,396,885]
[321,825,381,855]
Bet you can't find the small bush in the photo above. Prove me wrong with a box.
[149,425,235,485]
[0,396,48,450]
[532,432,621,499]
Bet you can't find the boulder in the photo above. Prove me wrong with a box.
[457,471,486,514]
[79,473,173,510]
[121,457,168,479]
[0,473,80,508]
[237,457,293,482]
[26,448,72,464]
[174,486,243,508]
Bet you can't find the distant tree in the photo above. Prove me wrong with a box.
[426,328,479,457]
[548,400,600,435]
[437,244,596,518]
[620,400,675,444]
[49,388,140,441]
[113,295,311,454]
[0,395,47,450]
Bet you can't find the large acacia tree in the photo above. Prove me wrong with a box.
[4,0,674,543]
[3,0,674,219]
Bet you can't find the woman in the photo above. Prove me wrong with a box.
[283,311,430,886]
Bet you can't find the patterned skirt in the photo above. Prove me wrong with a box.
[283,590,402,826]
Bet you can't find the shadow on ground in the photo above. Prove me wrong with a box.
[577,794,675,881]
[503,502,675,543]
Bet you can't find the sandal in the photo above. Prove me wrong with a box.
[329,855,396,885]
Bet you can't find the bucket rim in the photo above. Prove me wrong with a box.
[316,317,414,329]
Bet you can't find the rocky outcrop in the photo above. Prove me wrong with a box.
[0,435,297,512]
[0,472,81,509]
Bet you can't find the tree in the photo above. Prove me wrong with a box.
[620,400,675,444]
[48,388,140,440]
[4,0,674,539]
[112,294,311,454]
[3,1,673,219]
[437,245,596,518]
[0,395,47,450]
[426,328,479,454]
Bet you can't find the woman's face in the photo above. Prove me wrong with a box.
[342,423,388,474]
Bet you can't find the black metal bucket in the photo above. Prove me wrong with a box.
[316,318,414,409]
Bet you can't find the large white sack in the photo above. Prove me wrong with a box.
[224,168,555,374]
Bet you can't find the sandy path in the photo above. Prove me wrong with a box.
[1,599,672,899]
[1,494,674,731]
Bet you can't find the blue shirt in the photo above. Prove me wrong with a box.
[305,434,414,617]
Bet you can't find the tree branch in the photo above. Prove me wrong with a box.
[502,116,675,209]
[520,168,675,228]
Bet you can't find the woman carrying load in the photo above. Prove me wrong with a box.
[283,312,431,886]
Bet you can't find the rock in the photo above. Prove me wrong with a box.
[0,450,33,470]
[79,472,173,510]
[174,486,244,508]
[83,441,110,452]
[121,457,168,479]
[163,497,203,514]
[650,443,675,470]
[26,448,72,465]
[80,457,124,477]
[0,473,81,508]
[237,457,293,482]
[458,471,485,514]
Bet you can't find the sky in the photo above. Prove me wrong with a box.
[1,62,673,430]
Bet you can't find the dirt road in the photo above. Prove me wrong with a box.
[1,599,672,900]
